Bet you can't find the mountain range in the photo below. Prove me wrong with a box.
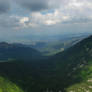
[0,35,92,92]
[0,42,42,61]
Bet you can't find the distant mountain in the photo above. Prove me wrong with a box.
[0,42,42,61]
[30,35,87,56]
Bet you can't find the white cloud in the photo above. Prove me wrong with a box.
[19,17,29,24]
[18,10,70,27]
[1,0,92,29]
[13,0,92,28]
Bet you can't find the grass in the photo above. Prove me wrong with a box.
[0,76,23,92]
[66,61,92,92]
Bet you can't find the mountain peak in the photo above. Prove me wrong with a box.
[0,42,10,48]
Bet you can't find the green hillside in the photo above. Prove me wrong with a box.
[51,35,92,91]
[0,76,23,92]
[66,60,92,92]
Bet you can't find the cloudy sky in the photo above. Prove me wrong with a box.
[0,0,92,42]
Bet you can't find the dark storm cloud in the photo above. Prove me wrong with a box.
[0,0,10,14]
[15,0,49,11]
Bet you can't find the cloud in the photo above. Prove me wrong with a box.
[0,15,22,29]
[16,10,66,27]
[29,10,70,26]
[15,0,50,11]
[0,0,10,14]
[14,0,92,12]
[14,0,65,11]
[12,0,92,26]
[1,0,92,29]
[17,9,92,28]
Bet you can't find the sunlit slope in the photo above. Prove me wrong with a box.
[0,76,23,92]
[66,59,92,92]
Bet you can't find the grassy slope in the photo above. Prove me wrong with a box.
[66,60,92,92]
[0,76,23,92]
[59,36,92,92]
[48,35,92,91]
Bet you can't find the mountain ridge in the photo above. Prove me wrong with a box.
[0,42,42,61]
[0,35,92,92]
